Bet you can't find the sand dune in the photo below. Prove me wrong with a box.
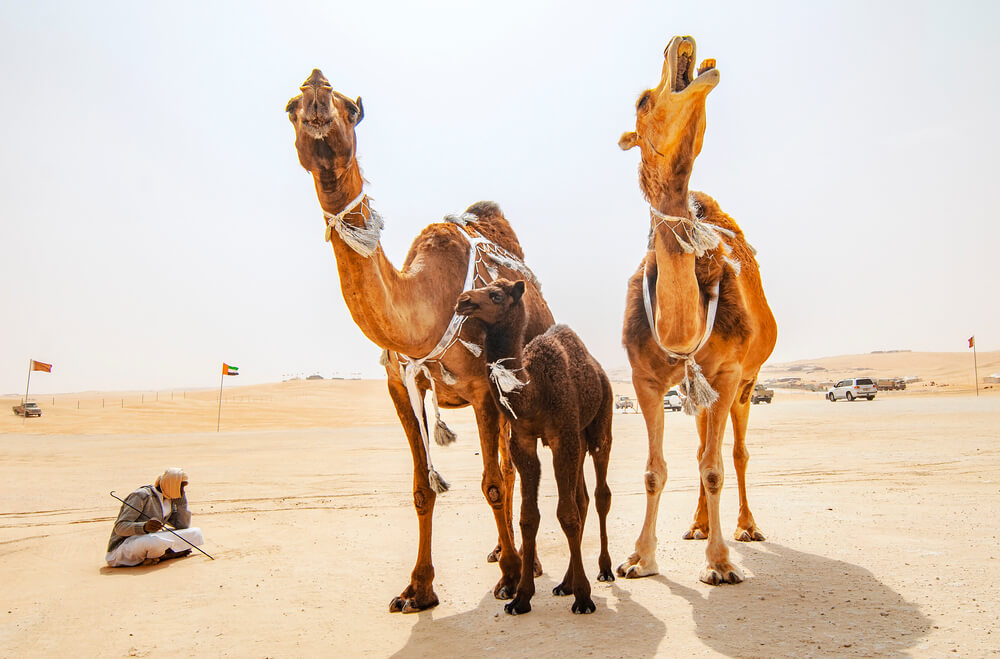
[2,355,999,656]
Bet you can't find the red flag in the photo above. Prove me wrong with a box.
[969,336,975,348]
[31,360,52,373]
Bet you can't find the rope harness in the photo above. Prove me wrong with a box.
[323,192,536,493]
[643,205,742,415]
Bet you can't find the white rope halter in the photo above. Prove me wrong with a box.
[323,188,384,257]
[487,358,528,419]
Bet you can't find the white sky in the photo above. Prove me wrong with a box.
[2,1,998,394]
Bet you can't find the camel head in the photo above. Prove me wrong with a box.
[618,36,719,181]
[286,69,365,178]
[455,278,526,327]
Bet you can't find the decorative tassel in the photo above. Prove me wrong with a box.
[459,339,482,357]
[379,349,390,367]
[428,468,450,494]
[679,359,719,415]
[434,418,458,446]
[488,358,528,419]
[444,212,478,226]
[439,362,457,385]
[723,255,742,277]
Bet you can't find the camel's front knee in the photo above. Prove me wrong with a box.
[644,464,667,494]
[481,478,505,510]
[701,468,723,495]
[413,486,436,515]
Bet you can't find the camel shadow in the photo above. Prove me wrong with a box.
[658,542,931,657]
[390,580,665,659]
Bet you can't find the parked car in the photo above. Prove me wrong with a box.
[663,390,684,412]
[12,401,42,417]
[876,378,906,391]
[615,395,635,412]
[827,378,877,402]
[751,383,774,404]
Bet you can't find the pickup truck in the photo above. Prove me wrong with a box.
[12,401,42,417]
[751,384,774,404]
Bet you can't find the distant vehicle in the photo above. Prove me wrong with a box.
[663,390,683,412]
[876,378,906,391]
[827,378,877,402]
[12,401,42,417]
[615,395,635,412]
[751,384,774,404]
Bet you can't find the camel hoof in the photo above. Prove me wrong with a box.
[494,582,516,600]
[572,597,596,614]
[700,563,744,586]
[486,545,501,563]
[504,598,531,615]
[735,528,766,542]
[683,528,708,540]
[552,583,572,597]
[597,569,616,583]
[389,594,438,613]
[617,559,658,579]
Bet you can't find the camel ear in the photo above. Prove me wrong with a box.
[355,96,364,124]
[285,96,300,115]
[510,280,525,304]
[618,131,638,150]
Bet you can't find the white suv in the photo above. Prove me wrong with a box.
[827,378,877,402]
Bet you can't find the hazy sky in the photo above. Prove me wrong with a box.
[2,1,998,394]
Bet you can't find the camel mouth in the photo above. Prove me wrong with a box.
[302,118,333,140]
[667,37,717,94]
[455,298,478,317]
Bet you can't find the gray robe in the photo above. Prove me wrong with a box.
[107,485,191,553]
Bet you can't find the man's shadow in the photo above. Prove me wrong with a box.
[390,578,666,659]
[659,542,931,656]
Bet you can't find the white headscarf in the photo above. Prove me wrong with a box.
[155,468,188,500]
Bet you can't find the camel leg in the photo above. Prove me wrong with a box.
[698,370,744,585]
[551,435,594,613]
[488,420,543,576]
[472,396,522,599]
[590,398,615,583]
[617,375,666,578]
[553,457,589,596]
[731,395,765,542]
[683,414,710,540]
[385,378,440,613]
[504,435,540,615]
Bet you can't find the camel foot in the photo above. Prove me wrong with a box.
[616,554,659,579]
[552,582,572,596]
[735,526,766,542]
[699,562,744,586]
[572,596,596,614]
[504,597,531,615]
[486,544,501,563]
[533,556,543,577]
[596,568,616,582]
[683,527,708,540]
[388,593,439,614]
[494,578,517,600]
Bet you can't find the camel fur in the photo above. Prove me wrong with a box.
[286,70,554,613]
[615,37,778,586]
[456,278,615,616]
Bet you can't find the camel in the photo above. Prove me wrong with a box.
[455,278,614,615]
[285,70,555,612]
[614,37,778,585]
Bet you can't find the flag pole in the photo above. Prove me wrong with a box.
[973,338,979,397]
[217,367,224,432]
[24,359,32,404]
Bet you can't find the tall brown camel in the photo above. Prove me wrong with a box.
[615,37,778,585]
[455,278,614,616]
[285,69,555,612]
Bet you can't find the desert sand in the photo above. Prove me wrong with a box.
[2,355,999,657]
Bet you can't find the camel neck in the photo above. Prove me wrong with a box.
[484,319,526,370]
[640,155,695,219]
[314,163,365,224]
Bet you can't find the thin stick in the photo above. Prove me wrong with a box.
[24,358,32,404]
[217,369,224,432]
[109,490,214,560]
[973,339,979,397]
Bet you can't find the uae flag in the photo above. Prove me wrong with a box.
[31,360,52,373]
[223,363,239,376]
[969,336,975,348]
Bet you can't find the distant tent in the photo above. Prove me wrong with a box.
[985,374,1000,384]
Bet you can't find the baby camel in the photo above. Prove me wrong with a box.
[456,278,614,615]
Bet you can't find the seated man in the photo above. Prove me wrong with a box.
[106,468,205,567]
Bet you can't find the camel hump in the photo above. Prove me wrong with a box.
[464,201,503,220]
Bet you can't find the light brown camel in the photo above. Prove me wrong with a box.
[615,37,778,585]
[285,70,554,612]
[455,278,614,615]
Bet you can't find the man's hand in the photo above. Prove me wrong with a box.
[143,519,163,533]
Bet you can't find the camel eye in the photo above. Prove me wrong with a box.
[490,292,504,304]
[637,92,651,111]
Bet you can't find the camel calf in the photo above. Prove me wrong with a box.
[456,278,614,615]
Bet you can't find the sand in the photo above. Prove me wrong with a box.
[2,361,999,657]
